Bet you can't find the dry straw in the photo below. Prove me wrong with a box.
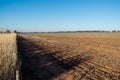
[0,33,17,80]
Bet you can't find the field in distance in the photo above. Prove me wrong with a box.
[19,32,120,80]
[31,32,120,46]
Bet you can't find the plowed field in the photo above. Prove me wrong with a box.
[18,33,120,80]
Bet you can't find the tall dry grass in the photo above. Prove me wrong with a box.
[0,33,17,80]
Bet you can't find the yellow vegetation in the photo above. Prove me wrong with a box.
[0,33,17,80]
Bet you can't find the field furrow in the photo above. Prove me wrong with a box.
[18,33,120,80]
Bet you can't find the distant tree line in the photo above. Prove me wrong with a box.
[112,30,120,32]
[0,29,17,33]
[45,30,120,33]
[0,29,120,33]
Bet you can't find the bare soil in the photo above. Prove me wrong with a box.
[18,34,120,80]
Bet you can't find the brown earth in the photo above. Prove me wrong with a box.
[18,33,120,80]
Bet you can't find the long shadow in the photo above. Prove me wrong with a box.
[17,36,92,80]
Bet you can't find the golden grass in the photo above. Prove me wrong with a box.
[0,33,17,80]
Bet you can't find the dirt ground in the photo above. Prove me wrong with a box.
[18,33,120,80]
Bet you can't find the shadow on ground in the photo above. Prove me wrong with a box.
[17,36,92,80]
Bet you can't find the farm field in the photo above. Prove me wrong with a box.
[18,32,120,80]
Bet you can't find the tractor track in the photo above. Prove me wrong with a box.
[18,35,120,80]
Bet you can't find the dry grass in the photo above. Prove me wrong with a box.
[0,33,17,80]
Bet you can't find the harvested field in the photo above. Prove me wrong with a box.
[18,32,120,80]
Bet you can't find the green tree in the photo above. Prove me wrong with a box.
[14,30,17,33]
[6,29,11,33]
[112,30,116,32]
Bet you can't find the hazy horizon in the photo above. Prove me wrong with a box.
[0,0,120,32]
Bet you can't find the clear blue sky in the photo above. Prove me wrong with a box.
[0,0,120,32]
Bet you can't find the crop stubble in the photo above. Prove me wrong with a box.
[19,33,120,80]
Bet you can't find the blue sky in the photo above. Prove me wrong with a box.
[0,0,120,32]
